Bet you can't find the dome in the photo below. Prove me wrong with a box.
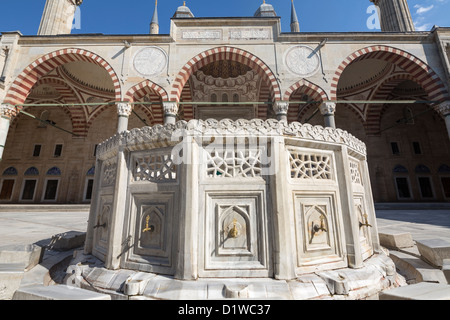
[254,1,277,17]
[173,2,195,18]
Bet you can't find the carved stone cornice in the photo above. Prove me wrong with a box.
[96,118,367,160]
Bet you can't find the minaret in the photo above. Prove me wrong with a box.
[290,0,300,32]
[38,0,83,35]
[150,0,159,34]
[370,0,415,32]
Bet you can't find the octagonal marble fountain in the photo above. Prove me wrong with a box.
[65,119,404,300]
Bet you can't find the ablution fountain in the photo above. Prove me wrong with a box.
[65,118,404,299]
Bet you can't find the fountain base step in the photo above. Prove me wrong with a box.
[63,250,405,300]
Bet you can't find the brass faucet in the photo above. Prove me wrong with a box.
[359,213,372,228]
[228,219,239,238]
[93,222,106,229]
[313,215,328,233]
[142,215,155,233]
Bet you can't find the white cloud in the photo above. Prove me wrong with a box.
[414,4,434,14]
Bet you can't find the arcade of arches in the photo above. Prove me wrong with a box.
[0,47,449,204]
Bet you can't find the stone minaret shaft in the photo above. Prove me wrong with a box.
[371,0,415,32]
[150,0,159,34]
[290,0,300,32]
[38,0,83,35]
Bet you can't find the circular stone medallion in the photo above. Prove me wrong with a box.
[133,47,167,77]
[285,45,320,77]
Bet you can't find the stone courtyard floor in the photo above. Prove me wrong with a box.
[1,203,449,300]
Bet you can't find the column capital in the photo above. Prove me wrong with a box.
[435,101,450,117]
[117,102,132,117]
[0,103,17,119]
[163,101,179,116]
[319,102,336,116]
[272,101,289,115]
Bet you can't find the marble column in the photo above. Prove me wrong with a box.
[273,101,289,122]
[163,102,179,125]
[319,102,336,129]
[0,104,16,160]
[117,102,132,133]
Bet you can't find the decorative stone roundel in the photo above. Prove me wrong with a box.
[285,45,321,77]
[133,46,168,77]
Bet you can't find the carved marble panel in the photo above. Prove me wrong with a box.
[133,151,177,183]
[205,149,263,178]
[135,205,166,257]
[229,28,271,40]
[354,196,373,260]
[293,194,346,272]
[288,147,333,180]
[181,29,222,40]
[217,205,251,256]
[124,193,175,274]
[133,46,167,77]
[101,160,117,187]
[201,192,270,277]
[349,157,363,186]
[285,45,321,77]
[92,195,113,260]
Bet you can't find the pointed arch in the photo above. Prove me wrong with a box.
[4,48,122,111]
[124,80,169,103]
[331,45,449,103]
[25,76,88,136]
[364,73,417,135]
[124,80,168,125]
[283,79,329,123]
[170,46,281,103]
[283,79,329,102]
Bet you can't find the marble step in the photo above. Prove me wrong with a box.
[12,284,111,300]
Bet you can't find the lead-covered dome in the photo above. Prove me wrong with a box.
[254,1,277,17]
[173,1,195,18]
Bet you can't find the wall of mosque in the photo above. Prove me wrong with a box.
[0,18,449,204]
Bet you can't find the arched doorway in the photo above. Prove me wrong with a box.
[333,46,450,202]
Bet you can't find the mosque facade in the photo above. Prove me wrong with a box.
[0,0,449,205]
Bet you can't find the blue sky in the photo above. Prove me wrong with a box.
[0,0,448,35]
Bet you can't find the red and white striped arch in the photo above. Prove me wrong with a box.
[124,80,169,103]
[170,46,281,103]
[284,79,329,123]
[283,79,329,102]
[363,73,430,135]
[331,45,449,103]
[29,76,88,136]
[4,48,122,109]
[124,80,169,125]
